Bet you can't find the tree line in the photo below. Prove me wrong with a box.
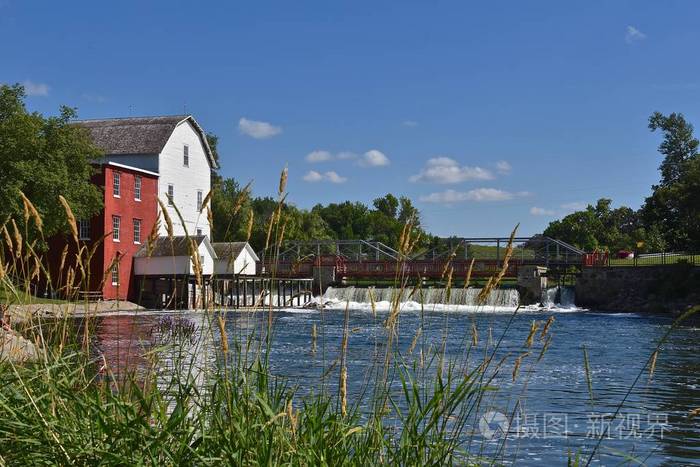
[210,173,434,253]
[544,112,700,253]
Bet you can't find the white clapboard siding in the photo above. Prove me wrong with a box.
[134,256,190,275]
[194,241,215,276]
[158,120,211,238]
[214,247,258,276]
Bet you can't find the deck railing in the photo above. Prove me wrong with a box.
[584,251,698,267]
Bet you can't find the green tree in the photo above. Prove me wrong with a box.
[642,112,700,250]
[543,198,654,252]
[372,194,399,219]
[398,196,420,226]
[210,177,250,242]
[0,84,103,240]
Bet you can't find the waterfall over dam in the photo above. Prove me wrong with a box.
[321,286,520,310]
[541,286,576,308]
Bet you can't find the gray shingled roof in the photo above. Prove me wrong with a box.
[134,235,210,258]
[212,242,248,260]
[74,115,218,169]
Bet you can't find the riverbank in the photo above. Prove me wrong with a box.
[3,300,144,324]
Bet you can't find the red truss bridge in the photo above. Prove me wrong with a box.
[259,236,586,281]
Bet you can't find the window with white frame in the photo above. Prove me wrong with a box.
[167,184,174,206]
[134,176,142,201]
[197,190,203,211]
[78,219,90,240]
[133,218,141,244]
[111,263,119,286]
[112,215,121,241]
[196,228,203,236]
[183,145,189,167]
[113,171,121,197]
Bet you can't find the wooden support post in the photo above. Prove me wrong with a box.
[235,277,240,308]
[277,280,281,307]
[243,279,248,307]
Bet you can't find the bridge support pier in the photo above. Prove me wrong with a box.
[313,265,336,294]
[517,266,548,305]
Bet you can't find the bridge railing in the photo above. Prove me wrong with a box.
[583,251,698,267]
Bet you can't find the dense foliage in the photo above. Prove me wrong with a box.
[545,112,700,253]
[543,199,663,253]
[0,84,103,239]
[211,175,431,252]
[641,112,700,251]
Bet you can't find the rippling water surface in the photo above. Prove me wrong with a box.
[90,306,700,465]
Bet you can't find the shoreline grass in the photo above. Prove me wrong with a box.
[0,175,692,465]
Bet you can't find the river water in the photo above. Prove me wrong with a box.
[90,303,699,465]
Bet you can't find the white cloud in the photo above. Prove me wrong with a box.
[420,188,527,204]
[402,120,418,127]
[302,170,347,183]
[410,157,493,184]
[22,80,49,96]
[238,117,282,139]
[306,150,333,163]
[304,149,388,167]
[561,201,587,212]
[359,149,390,167]
[530,207,555,216]
[337,151,357,160]
[324,171,347,183]
[303,170,323,182]
[496,160,512,174]
[625,25,646,44]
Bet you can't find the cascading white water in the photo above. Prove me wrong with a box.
[322,286,520,309]
[541,286,576,308]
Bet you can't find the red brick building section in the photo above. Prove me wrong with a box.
[48,162,159,300]
[99,163,159,300]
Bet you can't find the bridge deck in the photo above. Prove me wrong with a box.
[264,258,579,279]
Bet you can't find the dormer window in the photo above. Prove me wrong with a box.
[113,171,121,197]
[183,145,189,167]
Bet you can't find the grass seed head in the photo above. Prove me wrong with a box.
[525,320,539,348]
[157,198,174,238]
[513,352,529,382]
[199,190,213,214]
[279,166,288,196]
[649,350,658,380]
[246,210,254,242]
[11,219,22,259]
[58,195,78,245]
[19,191,43,233]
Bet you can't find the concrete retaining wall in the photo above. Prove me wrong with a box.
[576,265,700,313]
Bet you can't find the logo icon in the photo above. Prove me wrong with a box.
[478,411,510,439]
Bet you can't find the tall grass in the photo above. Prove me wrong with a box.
[1,176,685,465]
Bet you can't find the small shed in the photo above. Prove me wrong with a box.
[212,242,259,276]
[134,235,217,276]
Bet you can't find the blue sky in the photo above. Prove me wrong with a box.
[3,1,700,237]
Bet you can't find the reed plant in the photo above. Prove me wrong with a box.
[0,176,685,465]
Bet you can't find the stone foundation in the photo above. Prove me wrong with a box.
[517,265,548,305]
[575,265,700,314]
